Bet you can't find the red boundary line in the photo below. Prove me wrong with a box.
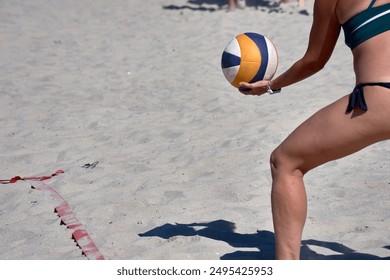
[1,170,105,260]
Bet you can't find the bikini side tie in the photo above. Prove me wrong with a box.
[346,82,390,113]
[346,84,368,113]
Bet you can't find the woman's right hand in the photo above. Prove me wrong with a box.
[238,80,270,96]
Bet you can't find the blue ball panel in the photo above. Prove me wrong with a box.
[244,32,269,83]
[221,51,241,69]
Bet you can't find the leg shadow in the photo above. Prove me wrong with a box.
[139,219,390,260]
[301,239,390,260]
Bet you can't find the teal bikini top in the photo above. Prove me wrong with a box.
[342,0,390,49]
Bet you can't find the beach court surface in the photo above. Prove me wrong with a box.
[0,0,389,260]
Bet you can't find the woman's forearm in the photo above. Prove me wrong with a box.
[271,55,325,90]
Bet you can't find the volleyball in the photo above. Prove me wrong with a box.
[221,32,278,88]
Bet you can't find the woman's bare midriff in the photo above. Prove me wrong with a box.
[352,32,390,84]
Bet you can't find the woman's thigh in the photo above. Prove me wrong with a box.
[274,88,390,174]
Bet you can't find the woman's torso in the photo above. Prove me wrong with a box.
[336,0,390,83]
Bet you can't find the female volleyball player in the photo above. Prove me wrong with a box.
[238,0,390,259]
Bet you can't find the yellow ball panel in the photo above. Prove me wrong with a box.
[231,34,262,87]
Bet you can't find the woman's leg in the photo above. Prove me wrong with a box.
[228,0,235,11]
[270,88,390,259]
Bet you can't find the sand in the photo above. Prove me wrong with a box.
[0,0,389,260]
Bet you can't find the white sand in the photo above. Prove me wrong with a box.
[0,0,389,260]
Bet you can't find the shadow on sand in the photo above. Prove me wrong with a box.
[162,0,285,13]
[139,219,390,260]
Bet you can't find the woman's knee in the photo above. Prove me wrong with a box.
[270,147,306,179]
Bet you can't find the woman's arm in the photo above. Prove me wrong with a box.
[239,0,341,95]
